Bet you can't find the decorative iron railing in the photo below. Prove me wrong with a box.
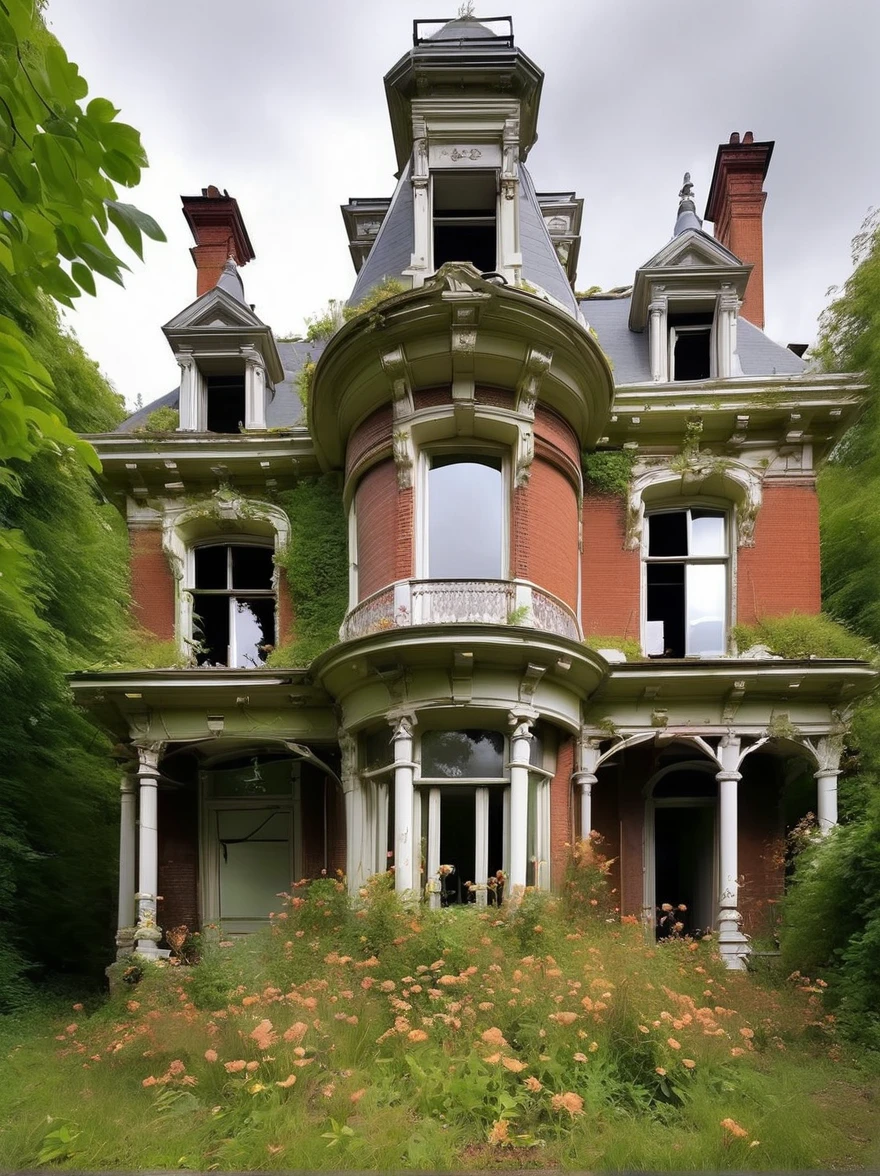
[340,579,582,643]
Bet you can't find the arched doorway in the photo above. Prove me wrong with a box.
[644,761,718,937]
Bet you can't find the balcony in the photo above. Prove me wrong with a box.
[340,579,582,643]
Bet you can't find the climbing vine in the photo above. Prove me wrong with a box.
[581,449,637,496]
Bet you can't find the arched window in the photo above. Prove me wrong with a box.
[190,543,276,667]
[425,455,504,578]
[644,508,728,658]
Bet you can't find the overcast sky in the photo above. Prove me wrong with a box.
[44,0,880,413]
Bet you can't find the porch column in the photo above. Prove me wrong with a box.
[115,772,137,957]
[508,710,535,893]
[339,729,367,893]
[716,736,748,968]
[391,713,417,895]
[573,771,597,841]
[135,744,163,957]
[815,734,843,833]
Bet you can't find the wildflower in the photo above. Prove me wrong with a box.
[550,1091,585,1118]
[730,1047,745,1057]
[656,1067,666,1076]
[750,1140,761,1148]
[573,1052,588,1062]
[249,1082,266,1094]
[65,1024,78,1035]
[379,979,396,992]
[481,1027,508,1048]
[523,1075,543,1092]
[283,1021,308,1043]
[484,1052,502,1064]
[126,1000,140,1012]
[501,1056,527,1073]
[488,1120,510,1145]
[739,1026,755,1039]
[322,1083,336,1098]
[667,1037,681,1050]
[246,1060,259,1072]
[276,1074,297,1088]
[242,995,260,1007]
[721,1118,749,1139]
[637,1024,649,1033]
[350,1088,366,1103]
[142,1075,157,1087]
[72,1003,84,1012]
[549,1011,578,1026]
[168,1060,186,1076]
[224,1060,247,1073]
[682,1058,696,1069]
[204,1049,218,1063]
[408,1029,428,1043]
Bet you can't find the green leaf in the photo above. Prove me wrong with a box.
[70,261,96,295]
[106,202,142,259]
[86,96,119,122]
[102,147,141,187]
[106,199,166,242]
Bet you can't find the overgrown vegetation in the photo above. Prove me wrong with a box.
[272,476,348,665]
[731,612,874,661]
[581,448,637,497]
[133,405,179,432]
[343,277,406,322]
[0,276,131,1003]
[1,870,877,1170]
[778,211,880,1048]
[583,634,643,661]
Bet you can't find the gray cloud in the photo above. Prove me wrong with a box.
[45,0,879,409]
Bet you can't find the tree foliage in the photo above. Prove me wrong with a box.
[0,0,163,608]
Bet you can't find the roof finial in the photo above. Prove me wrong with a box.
[679,172,694,203]
[673,170,703,237]
[458,0,476,17]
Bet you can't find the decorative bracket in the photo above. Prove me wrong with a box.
[380,346,414,421]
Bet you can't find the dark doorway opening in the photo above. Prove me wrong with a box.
[654,804,715,936]
[206,374,246,433]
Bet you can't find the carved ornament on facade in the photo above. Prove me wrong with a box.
[392,426,415,490]
[442,147,482,162]
[515,346,552,419]
[626,459,763,550]
[380,346,414,420]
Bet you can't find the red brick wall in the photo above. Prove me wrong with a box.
[738,757,785,936]
[549,736,574,888]
[346,406,393,480]
[158,786,200,935]
[130,527,175,639]
[356,460,399,599]
[737,480,821,625]
[534,405,580,470]
[523,459,579,609]
[581,493,641,641]
[396,485,414,580]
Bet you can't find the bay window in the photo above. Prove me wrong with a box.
[425,455,504,578]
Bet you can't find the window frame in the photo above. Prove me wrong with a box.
[668,323,715,382]
[640,503,733,659]
[187,539,277,668]
[415,444,511,581]
[429,168,500,275]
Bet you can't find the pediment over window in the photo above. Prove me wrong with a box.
[163,287,284,387]
[163,286,266,333]
[629,229,752,332]
[642,229,743,273]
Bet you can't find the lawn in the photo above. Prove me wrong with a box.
[2,867,880,1170]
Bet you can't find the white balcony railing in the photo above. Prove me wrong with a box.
[340,579,581,643]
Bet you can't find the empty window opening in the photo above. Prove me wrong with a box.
[669,312,714,381]
[427,456,503,578]
[645,509,727,658]
[192,544,276,667]
[433,170,497,272]
[423,785,506,905]
[206,374,246,433]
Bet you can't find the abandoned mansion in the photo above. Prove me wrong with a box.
[71,14,875,968]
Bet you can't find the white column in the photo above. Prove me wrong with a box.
[427,787,441,909]
[716,756,748,969]
[177,352,198,430]
[376,780,389,874]
[573,771,597,842]
[508,711,535,893]
[474,787,490,906]
[648,301,666,382]
[116,772,137,955]
[135,744,163,957]
[816,769,839,831]
[339,730,365,893]
[391,714,417,895]
[242,347,267,430]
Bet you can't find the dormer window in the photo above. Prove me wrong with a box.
[206,374,246,433]
[432,171,497,272]
[669,311,714,382]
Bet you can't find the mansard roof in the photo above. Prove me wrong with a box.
[347,162,578,316]
[583,295,806,385]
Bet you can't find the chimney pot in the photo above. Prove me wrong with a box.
[729,132,740,144]
[742,131,754,144]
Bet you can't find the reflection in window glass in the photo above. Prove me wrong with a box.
[363,728,393,772]
[428,457,502,578]
[421,730,505,779]
[645,509,727,659]
[192,544,276,667]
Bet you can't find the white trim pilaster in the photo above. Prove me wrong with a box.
[135,744,163,957]
[716,734,747,969]
[116,772,137,956]
[508,709,536,892]
[391,713,417,895]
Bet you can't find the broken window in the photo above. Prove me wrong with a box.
[432,170,497,273]
[192,543,276,667]
[668,311,714,381]
[645,509,727,658]
[206,374,246,433]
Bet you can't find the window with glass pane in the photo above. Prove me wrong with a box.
[420,730,505,779]
[192,544,276,667]
[428,456,503,578]
[645,509,727,658]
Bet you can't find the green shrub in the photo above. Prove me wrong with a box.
[581,449,637,496]
[583,634,642,661]
[731,612,874,660]
[343,276,406,322]
[133,406,179,432]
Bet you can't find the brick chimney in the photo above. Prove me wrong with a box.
[704,132,774,329]
[181,186,255,298]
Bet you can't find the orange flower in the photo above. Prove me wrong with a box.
[730,1046,745,1057]
[142,1075,157,1087]
[246,1060,259,1072]
[487,1120,510,1145]
[501,1056,527,1073]
[126,1000,140,1012]
[168,1059,186,1076]
[350,1088,366,1103]
[667,1037,681,1050]
[549,1011,578,1026]
[204,1049,218,1063]
[573,1052,588,1062]
[72,1003,84,1012]
[250,1019,277,1050]
[682,1058,696,1069]
[550,1091,585,1118]
[224,1059,247,1073]
[407,1029,428,1043]
[739,1026,755,1039]
[484,1051,502,1064]
[721,1117,748,1139]
[481,1027,507,1048]
[655,1067,666,1076]
[282,1021,308,1044]
[523,1075,543,1092]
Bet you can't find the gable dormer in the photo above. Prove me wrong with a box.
[163,261,283,432]
[629,176,752,382]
